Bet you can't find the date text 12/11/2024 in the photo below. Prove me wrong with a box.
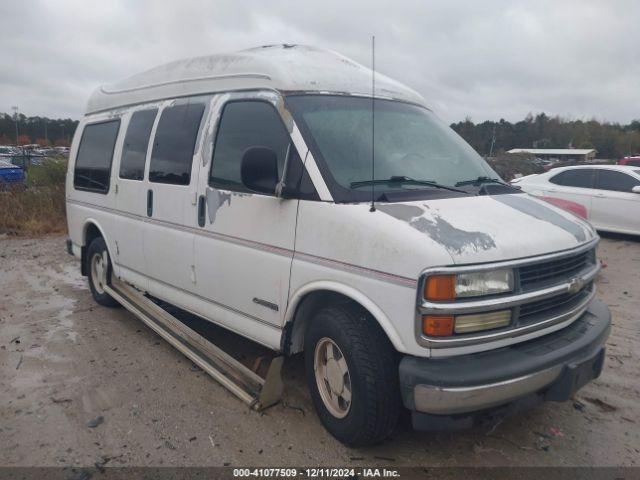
[232,468,401,478]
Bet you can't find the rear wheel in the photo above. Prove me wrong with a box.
[304,304,401,446]
[86,237,119,308]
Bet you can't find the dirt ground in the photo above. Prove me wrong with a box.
[1,234,638,468]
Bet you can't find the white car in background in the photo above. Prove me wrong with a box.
[512,165,640,235]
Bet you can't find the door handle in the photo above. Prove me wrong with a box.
[197,195,206,227]
[147,189,153,217]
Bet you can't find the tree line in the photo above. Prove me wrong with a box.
[451,113,640,160]
[2,110,639,159]
[0,113,78,147]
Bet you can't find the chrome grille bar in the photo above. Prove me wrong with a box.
[519,251,591,288]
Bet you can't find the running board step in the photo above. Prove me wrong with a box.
[104,277,284,411]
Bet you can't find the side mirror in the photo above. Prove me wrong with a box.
[632,186,640,194]
[241,146,279,195]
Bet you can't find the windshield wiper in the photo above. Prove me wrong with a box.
[350,176,468,194]
[455,176,516,188]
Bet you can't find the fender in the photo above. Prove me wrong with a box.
[81,219,119,277]
[284,280,405,353]
[82,218,110,246]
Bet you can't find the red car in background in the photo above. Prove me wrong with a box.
[618,156,640,167]
[540,196,588,220]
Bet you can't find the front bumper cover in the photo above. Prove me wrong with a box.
[400,298,610,430]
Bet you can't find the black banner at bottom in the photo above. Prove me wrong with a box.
[0,467,637,480]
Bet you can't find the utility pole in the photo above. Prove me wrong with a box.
[488,126,497,158]
[44,119,48,145]
[11,106,19,144]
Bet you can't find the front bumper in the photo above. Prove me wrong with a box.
[399,299,610,430]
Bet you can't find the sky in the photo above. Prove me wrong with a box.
[1,0,638,124]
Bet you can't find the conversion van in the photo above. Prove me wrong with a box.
[66,45,610,446]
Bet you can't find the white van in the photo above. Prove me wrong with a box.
[66,45,610,446]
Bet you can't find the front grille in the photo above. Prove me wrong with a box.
[518,283,593,324]
[418,242,599,348]
[519,249,593,289]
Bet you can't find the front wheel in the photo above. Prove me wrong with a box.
[86,237,119,308]
[304,304,401,447]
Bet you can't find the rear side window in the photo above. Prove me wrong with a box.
[74,120,120,193]
[149,103,205,185]
[549,169,594,188]
[595,170,640,192]
[120,109,157,180]
[210,101,290,193]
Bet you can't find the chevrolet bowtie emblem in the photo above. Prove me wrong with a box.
[567,277,585,294]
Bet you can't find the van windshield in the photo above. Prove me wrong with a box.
[286,95,500,203]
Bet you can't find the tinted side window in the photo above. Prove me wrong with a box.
[120,109,157,180]
[74,120,120,193]
[549,169,594,188]
[210,101,290,193]
[149,103,205,185]
[595,170,640,192]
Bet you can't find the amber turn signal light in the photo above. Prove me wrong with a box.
[425,275,456,301]
[422,315,455,337]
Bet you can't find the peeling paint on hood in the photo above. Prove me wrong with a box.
[376,193,594,264]
[377,204,496,255]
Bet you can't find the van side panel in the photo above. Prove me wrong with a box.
[112,106,160,291]
[144,273,284,350]
[66,113,125,277]
[66,117,87,252]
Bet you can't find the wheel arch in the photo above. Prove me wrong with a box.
[281,281,404,355]
[80,219,111,276]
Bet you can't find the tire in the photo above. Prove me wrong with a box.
[304,303,401,447]
[86,237,119,308]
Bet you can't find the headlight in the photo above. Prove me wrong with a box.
[424,269,514,300]
[455,269,514,298]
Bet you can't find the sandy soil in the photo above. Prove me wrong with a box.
[0,234,638,467]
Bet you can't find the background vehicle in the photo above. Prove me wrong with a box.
[66,45,610,446]
[539,196,588,219]
[618,156,640,167]
[512,165,640,235]
[0,159,25,188]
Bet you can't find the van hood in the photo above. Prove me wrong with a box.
[376,193,595,265]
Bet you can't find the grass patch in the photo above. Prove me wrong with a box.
[1,160,68,236]
[27,158,67,187]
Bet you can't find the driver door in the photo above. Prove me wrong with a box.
[192,96,316,343]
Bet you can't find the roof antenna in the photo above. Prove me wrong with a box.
[369,35,376,213]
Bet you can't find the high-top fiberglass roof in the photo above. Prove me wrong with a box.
[86,44,425,114]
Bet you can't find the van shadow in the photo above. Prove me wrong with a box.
[597,231,640,243]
